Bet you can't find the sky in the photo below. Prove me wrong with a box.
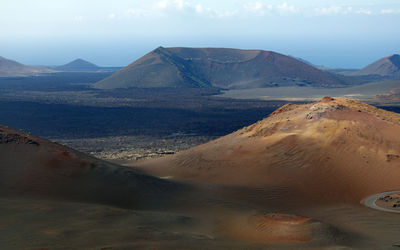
[1,0,400,68]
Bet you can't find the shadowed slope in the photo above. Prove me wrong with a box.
[94,47,347,89]
[0,125,190,210]
[135,97,400,205]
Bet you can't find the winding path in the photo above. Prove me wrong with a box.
[363,191,400,214]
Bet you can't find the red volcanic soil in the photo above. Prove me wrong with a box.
[4,97,400,249]
[134,97,400,206]
[0,125,187,210]
[219,212,314,244]
[0,123,351,249]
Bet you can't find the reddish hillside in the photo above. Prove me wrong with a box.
[0,124,348,248]
[2,107,399,248]
[0,125,184,209]
[136,97,400,205]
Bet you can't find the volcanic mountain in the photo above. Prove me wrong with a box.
[55,58,100,72]
[94,47,348,89]
[0,56,53,77]
[351,54,400,78]
[136,97,400,205]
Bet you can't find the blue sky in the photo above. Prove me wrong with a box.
[1,0,400,68]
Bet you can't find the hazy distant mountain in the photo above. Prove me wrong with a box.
[55,58,100,72]
[0,56,53,77]
[350,54,400,78]
[94,47,348,89]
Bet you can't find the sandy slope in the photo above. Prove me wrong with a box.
[3,97,400,249]
[136,97,400,205]
[0,124,351,249]
[128,97,400,248]
[0,125,192,210]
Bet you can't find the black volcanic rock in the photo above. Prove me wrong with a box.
[94,47,348,89]
[55,58,100,72]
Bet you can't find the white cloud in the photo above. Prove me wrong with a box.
[126,8,151,18]
[355,9,372,15]
[243,1,299,16]
[244,2,265,15]
[195,4,204,14]
[108,13,116,19]
[151,1,239,19]
[314,6,352,15]
[381,9,400,14]
[154,0,168,9]
[277,2,298,14]
[153,0,189,11]
[174,0,186,10]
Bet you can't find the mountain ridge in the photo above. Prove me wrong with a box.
[94,47,348,89]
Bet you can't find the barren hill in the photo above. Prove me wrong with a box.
[351,54,400,78]
[2,103,400,248]
[136,97,400,205]
[94,47,348,89]
[0,56,53,77]
[0,123,349,248]
[55,58,100,72]
[0,124,187,209]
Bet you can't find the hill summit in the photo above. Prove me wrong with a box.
[136,97,400,205]
[352,54,400,78]
[94,47,347,89]
[55,58,100,72]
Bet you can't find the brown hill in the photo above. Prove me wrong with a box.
[0,124,349,249]
[0,124,188,209]
[2,108,400,248]
[351,54,400,78]
[94,47,348,89]
[0,56,53,77]
[136,97,400,205]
